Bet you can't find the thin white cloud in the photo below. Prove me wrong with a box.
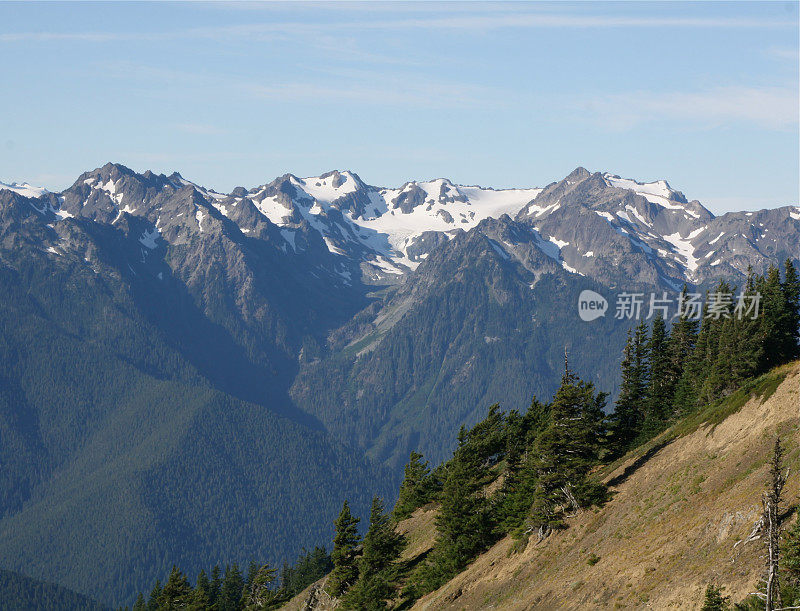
[764,45,800,61]
[579,86,799,130]
[1,10,792,43]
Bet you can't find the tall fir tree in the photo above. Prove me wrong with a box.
[219,564,244,611]
[641,315,671,439]
[759,267,792,372]
[343,496,406,610]
[782,258,800,360]
[409,420,495,597]
[328,500,361,597]
[209,565,222,608]
[609,327,646,454]
[529,363,607,535]
[668,287,700,417]
[610,330,644,455]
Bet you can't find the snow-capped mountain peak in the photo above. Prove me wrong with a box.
[5,163,796,290]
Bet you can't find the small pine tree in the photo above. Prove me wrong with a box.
[158,566,192,610]
[131,593,146,611]
[328,500,361,597]
[701,584,731,610]
[394,451,433,520]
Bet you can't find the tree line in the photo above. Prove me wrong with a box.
[610,261,799,456]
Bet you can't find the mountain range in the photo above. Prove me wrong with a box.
[0,164,797,605]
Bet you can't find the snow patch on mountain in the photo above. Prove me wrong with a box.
[293,172,361,203]
[0,181,48,198]
[663,228,703,276]
[247,173,541,274]
[603,174,674,206]
[138,227,160,250]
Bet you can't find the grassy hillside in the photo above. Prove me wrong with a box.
[283,362,799,610]
[409,362,800,609]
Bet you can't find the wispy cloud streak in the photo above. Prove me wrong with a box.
[1,11,793,43]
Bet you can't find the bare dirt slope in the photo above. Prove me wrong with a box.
[411,362,800,610]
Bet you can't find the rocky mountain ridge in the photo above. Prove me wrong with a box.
[5,164,797,293]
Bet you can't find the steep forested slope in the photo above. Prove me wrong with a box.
[0,195,392,606]
[0,569,107,610]
[292,218,636,469]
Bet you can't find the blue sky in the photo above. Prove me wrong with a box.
[0,1,797,214]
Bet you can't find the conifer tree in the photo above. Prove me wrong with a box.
[158,566,192,610]
[699,281,733,402]
[610,321,650,441]
[243,564,278,609]
[782,258,800,360]
[328,500,361,597]
[193,569,211,609]
[394,451,433,520]
[609,329,644,454]
[343,496,406,610]
[667,288,700,417]
[131,593,146,611]
[642,315,671,438]
[633,319,650,399]
[760,267,792,372]
[700,584,731,610]
[409,422,495,597]
[727,271,763,385]
[529,364,607,536]
[209,565,222,608]
[457,403,506,468]
[195,569,210,598]
[763,438,788,611]
[497,399,549,533]
[219,564,244,611]
[246,560,259,594]
[146,580,162,611]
